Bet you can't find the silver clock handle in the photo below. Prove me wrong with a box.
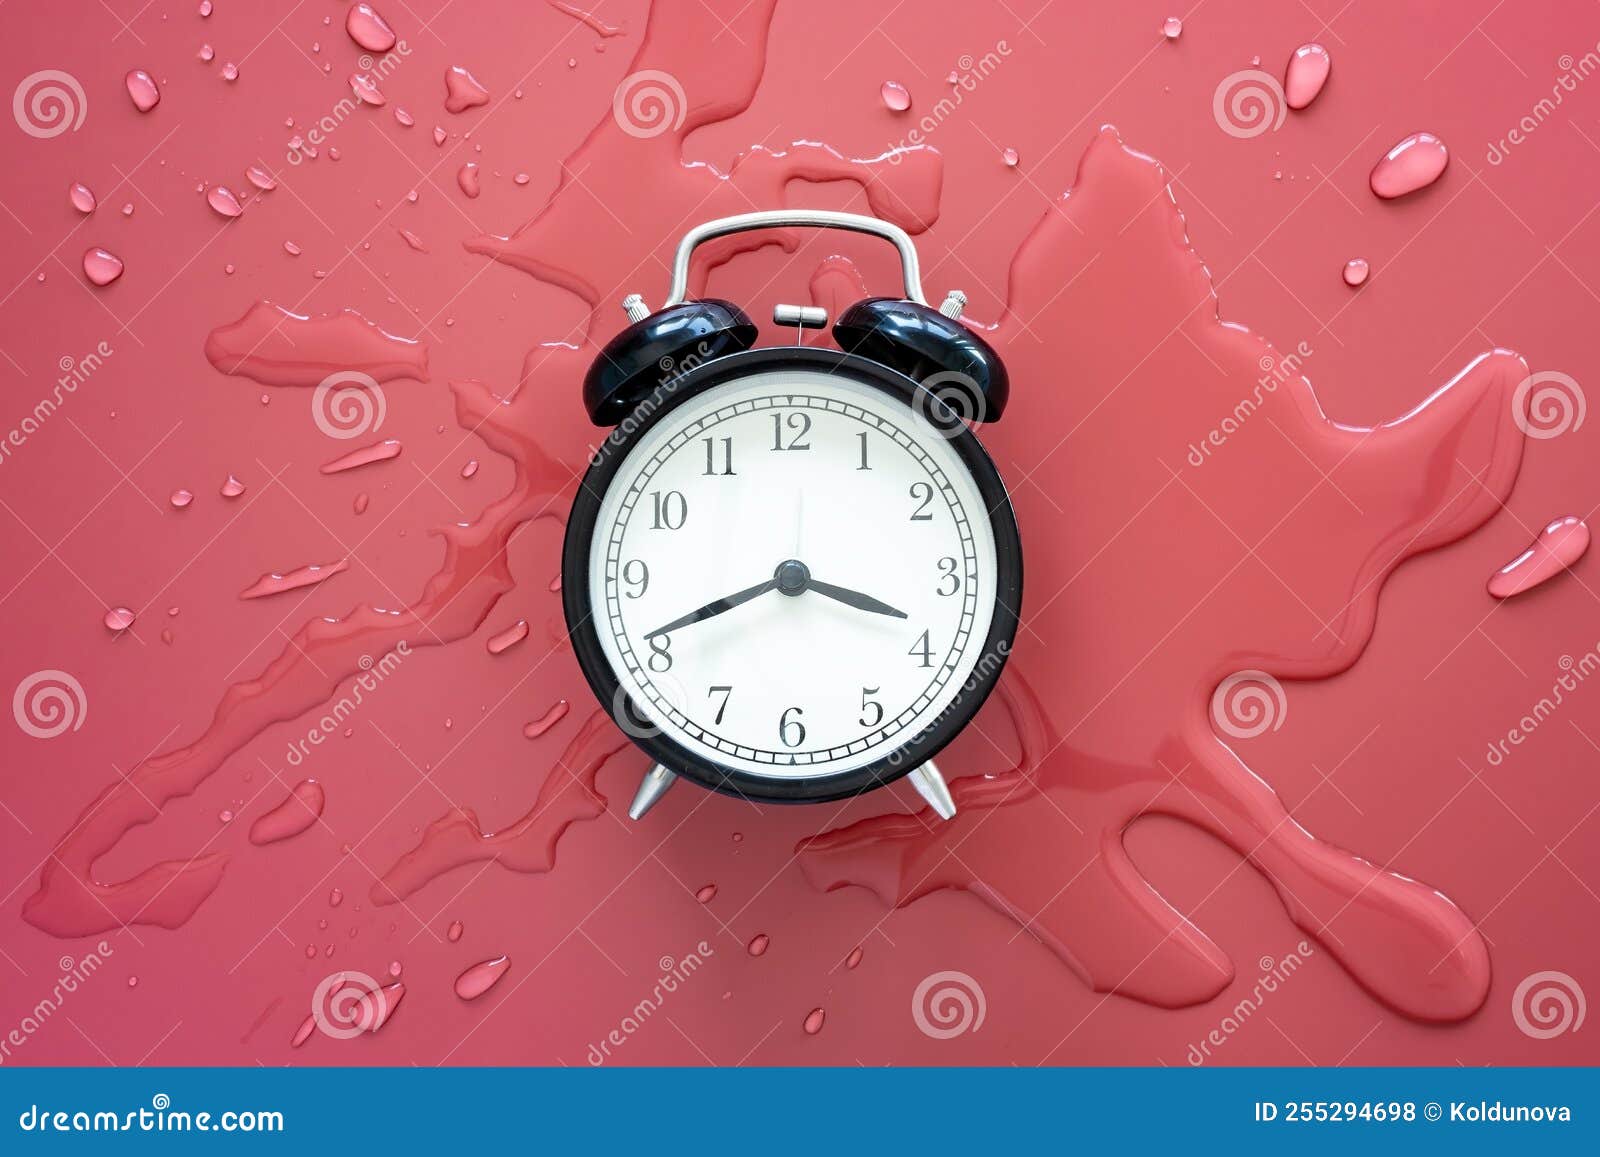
[661,209,929,308]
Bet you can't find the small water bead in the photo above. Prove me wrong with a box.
[284,240,302,256]
[198,44,214,62]
[394,106,414,127]
[218,809,234,824]
[104,606,136,632]
[845,945,864,969]
[328,887,343,908]
[69,183,96,214]
[460,458,479,478]
[246,165,276,191]
[125,69,160,112]
[803,1007,826,1035]
[346,3,397,52]
[199,0,212,15]
[433,126,447,146]
[170,488,194,508]
[444,65,490,112]
[121,202,134,216]
[513,172,530,186]
[695,884,717,903]
[454,955,511,1000]
[1161,16,1182,39]
[220,474,245,497]
[880,80,911,112]
[1342,258,1370,287]
[1001,146,1020,168]
[221,62,238,82]
[1370,132,1449,198]
[350,72,386,106]
[83,247,124,286]
[1488,516,1591,599]
[522,700,569,739]
[447,920,463,942]
[1284,43,1331,110]
[206,185,243,218]
[747,933,770,956]
[127,976,138,988]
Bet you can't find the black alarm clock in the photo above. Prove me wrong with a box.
[562,211,1021,820]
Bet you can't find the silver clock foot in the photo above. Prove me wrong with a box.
[628,764,678,820]
[908,761,957,820]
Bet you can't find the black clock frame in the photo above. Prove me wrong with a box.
[562,346,1023,805]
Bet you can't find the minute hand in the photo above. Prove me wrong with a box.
[644,578,777,639]
[807,579,908,620]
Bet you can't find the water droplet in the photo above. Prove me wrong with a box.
[433,126,447,146]
[291,1013,317,1047]
[880,80,910,112]
[460,458,479,478]
[1488,516,1591,599]
[320,439,401,474]
[218,809,234,824]
[1370,132,1449,199]
[394,106,414,127]
[1285,43,1331,110]
[249,779,325,845]
[522,699,569,739]
[240,560,349,600]
[747,933,769,956]
[397,227,427,252]
[329,887,343,907]
[695,883,717,903]
[454,955,511,1000]
[388,960,402,978]
[125,69,160,112]
[1161,16,1182,39]
[486,618,529,654]
[206,184,243,218]
[513,172,530,186]
[169,488,194,508]
[104,606,135,632]
[220,473,245,497]
[284,240,302,256]
[69,183,96,214]
[444,65,490,113]
[127,975,139,987]
[221,62,239,82]
[353,492,370,514]
[199,0,212,15]
[350,72,386,107]
[1001,146,1019,168]
[198,43,214,63]
[246,165,277,190]
[346,3,398,53]
[845,945,864,969]
[447,919,464,942]
[803,1007,826,1035]
[1342,257,1370,287]
[83,248,124,287]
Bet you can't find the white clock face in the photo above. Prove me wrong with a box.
[586,367,1001,781]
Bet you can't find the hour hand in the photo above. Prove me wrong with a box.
[644,578,777,639]
[807,579,908,620]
